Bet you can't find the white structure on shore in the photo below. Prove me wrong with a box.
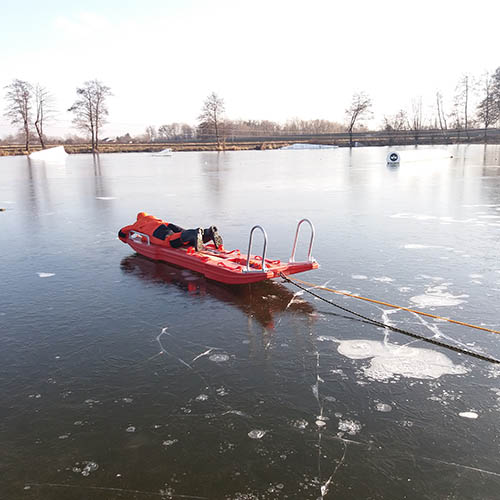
[280,143,338,150]
[29,146,68,162]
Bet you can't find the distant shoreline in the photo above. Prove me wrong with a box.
[2,128,500,156]
[1,141,286,156]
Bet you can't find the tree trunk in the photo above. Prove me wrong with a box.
[35,120,45,149]
[214,118,220,150]
[24,121,30,152]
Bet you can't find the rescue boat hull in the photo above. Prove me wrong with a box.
[119,234,318,285]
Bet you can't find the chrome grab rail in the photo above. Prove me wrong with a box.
[129,230,151,245]
[245,225,268,272]
[289,218,315,263]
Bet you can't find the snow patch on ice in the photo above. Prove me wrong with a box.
[209,353,230,363]
[337,339,467,381]
[459,411,478,419]
[375,403,393,412]
[410,284,468,307]
[338,419,362,435]
[248,430,267,439]
[402,244,441,249]
[372,276,395,283]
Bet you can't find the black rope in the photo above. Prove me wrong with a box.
[280,273,500,365]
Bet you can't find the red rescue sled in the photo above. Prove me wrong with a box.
[119,219,319,285]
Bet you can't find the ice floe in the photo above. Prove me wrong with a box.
[37,272,55,278]
[459,411,478,419]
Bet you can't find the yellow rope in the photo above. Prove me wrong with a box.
[290,276,500,335]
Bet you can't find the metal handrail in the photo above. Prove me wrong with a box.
[245,225,268,272]
[289,219,315,263]
[129,230,151,245]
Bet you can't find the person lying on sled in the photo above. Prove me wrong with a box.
[119,212,223,252]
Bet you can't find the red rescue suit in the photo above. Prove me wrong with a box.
[119,212,193,248]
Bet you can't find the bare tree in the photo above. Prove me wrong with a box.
[68,79,112,152]
[383,109,408,131]
[409,97,424,144]
[345,92,372,147]
[476,71,500,141]
[454,74,473,140]
[4,79,33,151]
[145,125,157,143]
[198,92,225,149]
[34,84,54,149]
[435,92,448,131]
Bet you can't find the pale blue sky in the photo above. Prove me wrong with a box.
[1,0,499,138]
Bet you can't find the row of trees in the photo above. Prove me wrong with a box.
[382,69,500,142]
[2,78,112,152]
[3,67,500,150]
[141,67,500,147]
[3,80,53,150]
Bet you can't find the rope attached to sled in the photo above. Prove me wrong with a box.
[280,273,500,365]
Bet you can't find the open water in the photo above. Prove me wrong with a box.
[1,145,500,499]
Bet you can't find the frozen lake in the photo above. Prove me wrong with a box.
[1,145,500,499]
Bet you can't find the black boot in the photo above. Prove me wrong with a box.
[203,226,223,249]
[193,228,204,252]
[180,228,204,252]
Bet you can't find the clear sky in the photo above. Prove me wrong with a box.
[1,0,499,138]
